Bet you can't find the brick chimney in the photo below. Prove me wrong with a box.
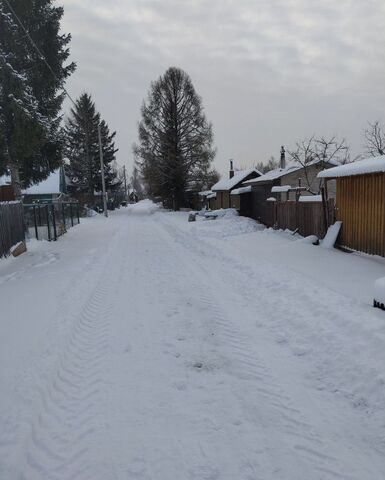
[229,159,234,178]
[280,146,286,169]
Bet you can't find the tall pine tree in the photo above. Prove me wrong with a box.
[0,0,75,196]
[134,67,216,210]
[64,93,119,198]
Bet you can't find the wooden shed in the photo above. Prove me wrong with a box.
[318,155,385,257]
[211,163,261,210]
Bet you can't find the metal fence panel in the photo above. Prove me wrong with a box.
[23,202,80,242]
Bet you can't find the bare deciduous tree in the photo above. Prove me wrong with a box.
[288,135,351,193]
[364,121,385,156]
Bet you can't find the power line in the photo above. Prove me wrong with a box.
[3,0,77,108]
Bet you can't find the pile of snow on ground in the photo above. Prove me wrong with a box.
[191,208,264,238]
[374,276,385,304]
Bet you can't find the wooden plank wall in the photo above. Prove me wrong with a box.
[0,202,25,258]
[336,173,385,256]
[0,185,15,202]
[256,199,334,238]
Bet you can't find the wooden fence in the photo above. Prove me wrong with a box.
[336,173,385,256]
[258,199,335,238]
[0,202,25,258]
[0,185,15,202]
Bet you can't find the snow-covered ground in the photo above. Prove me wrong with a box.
[0,202,384,480]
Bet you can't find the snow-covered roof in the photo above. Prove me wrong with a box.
[245,159,340,185]
[318,155,385,179]
[198,190,213,197]
[0,175,11,186]
[230,186,252,195]
[206,192,217,199]
[298,195,322,202]
[211,168,261,191]
[271,185,291,193]
[266,197,277,202]
[23,169,61,195]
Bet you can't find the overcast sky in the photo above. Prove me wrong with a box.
[61,0,385,177]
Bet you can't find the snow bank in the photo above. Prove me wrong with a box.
[192,209,264,238]
[374,277,385,304]
[296,235,319,245]
[128,199,159,215]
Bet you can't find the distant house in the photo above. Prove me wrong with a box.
[22,167,68,204]
[211,161,261,210]
[242,154,339,222]
[318,154,385,257]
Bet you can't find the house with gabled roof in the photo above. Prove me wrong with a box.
[240,149,339,222]
[22,166,69,204]
[210,161,262,210]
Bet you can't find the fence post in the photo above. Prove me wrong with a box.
[38,205,41,228]
[46,204,51,241]
[70,203,74,227]
[33,206,39,240]
[61,202,67,233]
[76,203,80,224]
[321,186,328,234]
[51,204,57,241]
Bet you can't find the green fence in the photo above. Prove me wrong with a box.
[23,202,80,241]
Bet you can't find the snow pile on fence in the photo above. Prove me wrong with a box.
[192,208,264,238]
[128,199,159,215]
[298,194,322,202]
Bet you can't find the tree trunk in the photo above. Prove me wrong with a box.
[9,162,22,200]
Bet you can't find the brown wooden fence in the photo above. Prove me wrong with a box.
[0,185,15,202]
[336,173,385,256]
[0,202,25,258]
[258,199,335,238]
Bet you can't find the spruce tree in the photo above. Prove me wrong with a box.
[0,0,75,196]
[134,67,216,210]
[64,93,119,198]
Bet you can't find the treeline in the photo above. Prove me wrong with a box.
[0,0,122,201]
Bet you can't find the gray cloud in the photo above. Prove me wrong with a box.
[62,0,385,176]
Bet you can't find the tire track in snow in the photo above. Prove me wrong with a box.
[1,222,129,480]
[191,288,351,478]
[156,213,365,480]
[18,280,111,479]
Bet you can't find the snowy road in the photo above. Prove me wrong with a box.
[0,203,384,479]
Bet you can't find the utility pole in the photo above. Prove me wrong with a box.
[98,123,108,217]
[123,165,128,201]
